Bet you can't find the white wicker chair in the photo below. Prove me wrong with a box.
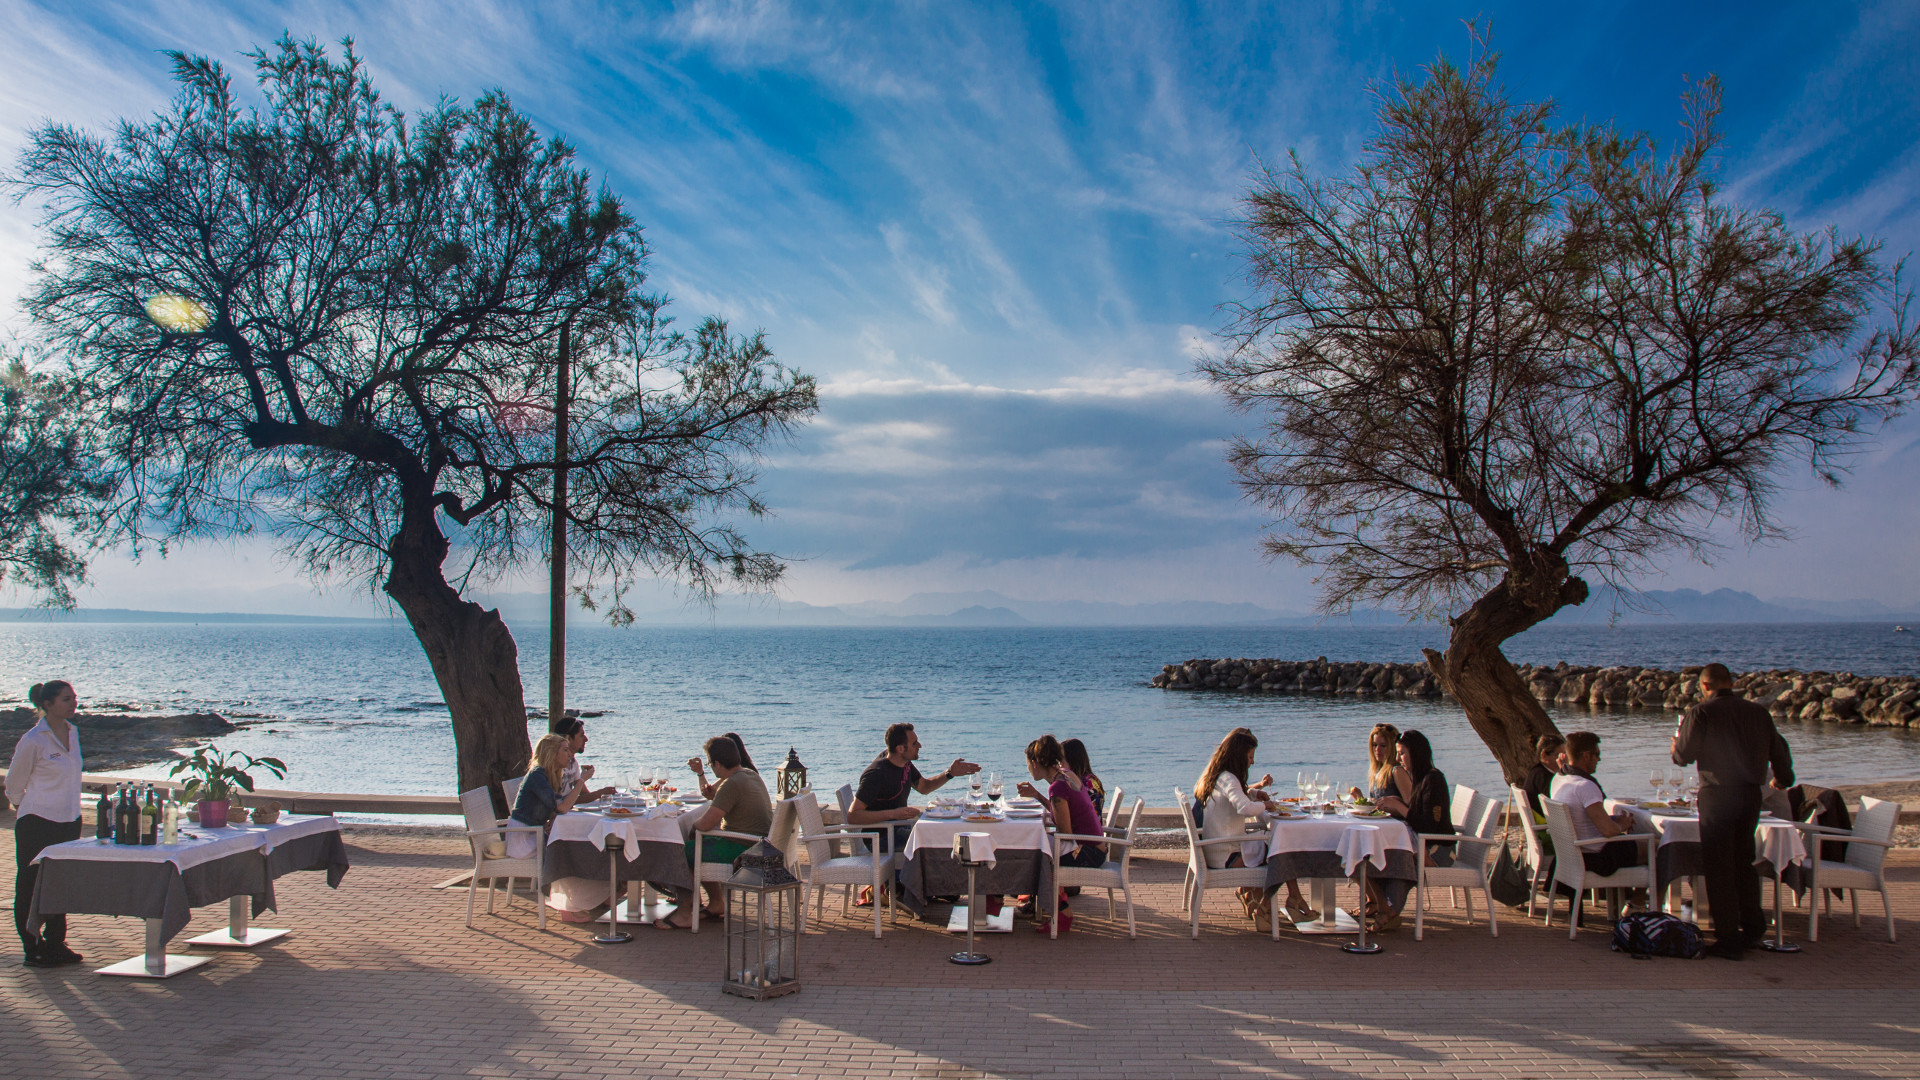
[1541,798,1657,939]
[687,796,797,934]
[1801,794,1900,942]
[460,785,545,930]
[795,793,894,937]
[1051,797,1143,938]
[1414,785,1501,939]
[502,774,525,810]
[1175,788,1277,939]
[1103,786,1126,830]
[1508,784,1554,918]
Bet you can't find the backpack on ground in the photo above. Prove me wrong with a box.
[1610,911,1705,959]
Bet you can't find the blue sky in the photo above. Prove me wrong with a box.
[2,1,1917,616]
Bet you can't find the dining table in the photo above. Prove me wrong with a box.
[544,797,706,918]
[900,803,1053,927]
[27,814,350,978]
[1605,800,1809,936]
[1246,804,1418,934]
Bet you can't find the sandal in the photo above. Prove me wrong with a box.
[1249,895,1273,927]
[1284,901,1319,922]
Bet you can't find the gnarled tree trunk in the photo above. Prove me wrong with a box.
[382,503,532,811]
[1424,548,1590,784]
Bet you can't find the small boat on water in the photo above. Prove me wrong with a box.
[1897,625,1911,633]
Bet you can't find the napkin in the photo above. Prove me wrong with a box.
[1336,823,1388,876]
[952,831,997,868]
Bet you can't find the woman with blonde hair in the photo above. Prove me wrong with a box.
[506,734,584,859]
[1350,723,1405,803]
[1194,728,1313,926]
[6,680,87,967]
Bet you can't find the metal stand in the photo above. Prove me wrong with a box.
[188,894,291,948]
[1343,860,1382,954]
[1758,863,1800,953]
[1295,877,1362,934]
[948,861,992,965]
[613,881,676,925]
[97,919,211,978]
[593,837,633,944]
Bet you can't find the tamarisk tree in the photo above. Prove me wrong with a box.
[14,38,817,794]
[0,357,109,608]
[1204,44,1919,780]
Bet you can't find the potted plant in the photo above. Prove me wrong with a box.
[168,745,287,828]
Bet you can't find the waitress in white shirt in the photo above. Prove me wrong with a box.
[5,680,86,968]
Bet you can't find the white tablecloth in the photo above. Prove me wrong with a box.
[1755,820,1806,870]
[32,815,341,873]
[1244,812,1415,869]
[550,806,698,860]
[1607,801,1802,865]
[1335,824,1390,876]
[949,831,997,868]
[904,815,1048,860]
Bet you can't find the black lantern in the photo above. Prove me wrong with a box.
[775,747,808,800]
[722,840,801,1000]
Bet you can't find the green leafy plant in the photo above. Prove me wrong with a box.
[168,744,287,803]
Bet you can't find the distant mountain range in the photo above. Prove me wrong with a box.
[5,587,1913,628]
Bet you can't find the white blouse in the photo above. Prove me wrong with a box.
[1199,771,1264,869]
[6,718,84,823]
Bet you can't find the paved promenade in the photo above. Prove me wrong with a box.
[4,820,1916,1079]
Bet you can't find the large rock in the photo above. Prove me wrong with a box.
[0,708,237,771]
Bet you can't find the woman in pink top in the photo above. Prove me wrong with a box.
[1017,735,1103,935]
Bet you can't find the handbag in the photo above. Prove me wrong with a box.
[1487,792,1534,908]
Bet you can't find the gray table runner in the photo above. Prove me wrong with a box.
[541,838,694,892]
[900,849,1051,916]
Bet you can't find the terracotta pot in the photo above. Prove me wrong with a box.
[198,800,230,828]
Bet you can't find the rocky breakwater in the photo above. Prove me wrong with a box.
[0,707,238,771]
[1152,658,1920,728]
[1153,657,1445,698]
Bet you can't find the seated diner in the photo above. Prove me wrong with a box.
[1016,735,1103,935]
[1366,729,1454,931]
[662,735,773,930]
[1549,731,1646,876]
[1195,727,1313,927]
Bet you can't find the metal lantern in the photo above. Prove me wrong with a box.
[775,747,808,800]
[722,840,801,1000]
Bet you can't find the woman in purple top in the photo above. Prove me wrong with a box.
[1017,735,1103,935]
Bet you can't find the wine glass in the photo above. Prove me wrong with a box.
[969,772,984,801]
[1296,770,1308,804]
[1649,769,1667,803]
[988,777,1004,804]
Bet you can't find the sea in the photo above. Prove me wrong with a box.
[4,620,1918,816]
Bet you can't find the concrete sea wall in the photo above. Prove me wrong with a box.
[1151,658,1920,728]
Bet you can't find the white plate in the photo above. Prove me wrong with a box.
[1006,798,1042,807]
[1003,809,1044,819]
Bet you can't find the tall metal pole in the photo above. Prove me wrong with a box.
[548,320,571,730]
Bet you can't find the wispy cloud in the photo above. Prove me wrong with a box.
[1,1,1916,610]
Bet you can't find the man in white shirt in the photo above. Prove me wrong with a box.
[1549,731,1645,876]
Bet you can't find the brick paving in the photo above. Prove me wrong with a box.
[4,819,1917,1079]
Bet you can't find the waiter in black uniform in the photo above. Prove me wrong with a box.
[1671,662,1794,960]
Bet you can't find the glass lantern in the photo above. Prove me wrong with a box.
[775,747,808,801]
[722,840,802,1000]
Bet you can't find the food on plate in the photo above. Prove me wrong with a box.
[964,814,998,823]
[603,807,634,817]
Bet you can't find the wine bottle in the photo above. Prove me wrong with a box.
[161,794,178,845]
[95,788,113,842]
[115,784,135,845]
[141,784,158,845]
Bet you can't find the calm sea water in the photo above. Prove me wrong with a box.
[4,621,1918,811]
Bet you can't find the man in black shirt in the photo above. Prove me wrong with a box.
[1522,733,1566,818]
[1672,663,1795,960]
[847,722,981,869]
